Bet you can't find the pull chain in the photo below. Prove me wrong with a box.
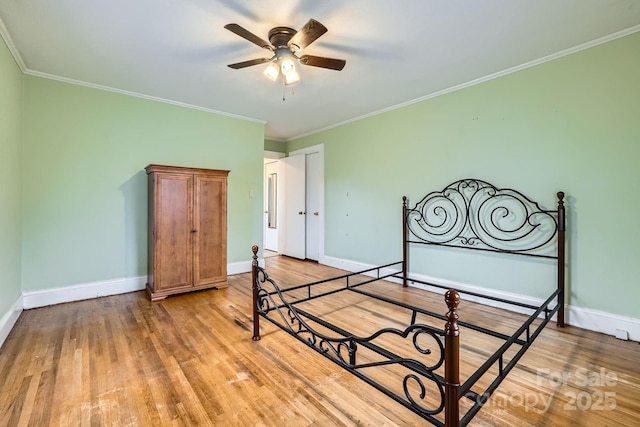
[282,84,295,102]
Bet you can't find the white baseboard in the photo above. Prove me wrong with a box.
[16,256,638,342]
[566,305,640,342]
[228,260,251,276]
[20,259,262,311]
[319,255,640,342]
[228,258,264,276]
[0,294,24,349]
[22,276,146,309]
[320,255,404,281]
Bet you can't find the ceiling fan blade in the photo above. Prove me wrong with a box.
[288,19,327,51]
[227,57,272,69]
[299,55,346,71]
[224,23,272,50]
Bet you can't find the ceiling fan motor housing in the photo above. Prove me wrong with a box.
[268,27,297,50]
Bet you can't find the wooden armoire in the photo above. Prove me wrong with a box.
[146,164,229,301]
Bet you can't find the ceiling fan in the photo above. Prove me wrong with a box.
[224,19,346,86]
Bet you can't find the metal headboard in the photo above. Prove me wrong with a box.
[401,178,566,325]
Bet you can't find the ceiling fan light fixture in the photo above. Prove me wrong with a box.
[280,56,296,76]
[284,69,300,86]
[263,62,280,81]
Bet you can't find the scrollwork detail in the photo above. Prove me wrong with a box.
[406,179,558,255]
[403,373,446,415]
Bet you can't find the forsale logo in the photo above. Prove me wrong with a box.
[537,368,617,412]
[475,367,618,414]
[536,367,617,388]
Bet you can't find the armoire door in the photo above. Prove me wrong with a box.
[193,174,227,286]
[154,173,193,291]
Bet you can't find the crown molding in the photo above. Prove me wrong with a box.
[24,69,267,124]
[287,24,640,142]
[0,15,26,71]
[0,15,265,125]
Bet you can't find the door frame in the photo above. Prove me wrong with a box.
[288,144,325,262]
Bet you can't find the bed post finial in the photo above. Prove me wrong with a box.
[556,192,566,327]
[444,289,460,427]
[402,196,408,287]
[251,245,261,341]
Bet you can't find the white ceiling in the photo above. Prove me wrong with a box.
[1,1,639,141]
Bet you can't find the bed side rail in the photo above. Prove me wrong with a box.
[251,246,460,426]
[457,288,560,426]
[268,261,403,305]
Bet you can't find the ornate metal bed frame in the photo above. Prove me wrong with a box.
[251,179,566,426]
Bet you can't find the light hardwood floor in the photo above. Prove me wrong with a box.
[1,255,638,426]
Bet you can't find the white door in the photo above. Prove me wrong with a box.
[279,154,306,259]
[305,152,320,261]
[264,161,279,251]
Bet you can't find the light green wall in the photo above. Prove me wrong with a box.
[21,76,264,291]
[264,138,286,153]
[0,37,22,317]
[288,32,640,318]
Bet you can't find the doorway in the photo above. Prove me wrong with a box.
[263,160,279,251]
[263,152,285,253]
[271,144,324,261]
